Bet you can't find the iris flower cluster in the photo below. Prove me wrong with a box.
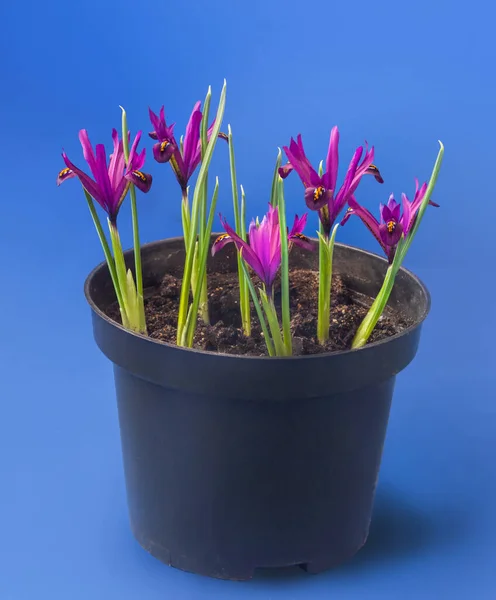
[57,80,444,354]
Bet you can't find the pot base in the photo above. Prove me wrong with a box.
[132,524,368,580]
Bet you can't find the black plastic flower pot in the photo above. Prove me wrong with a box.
[84,235,430,581]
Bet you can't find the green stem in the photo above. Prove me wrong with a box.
[190,243,210,325]
[317,233,330,344]
[240,261,275,357]
[240,184,247,238]
[199,273,210,324]
[84,189,128,327]
[184,178,219,346]
[120,105,145,333]
[239,184,251,335]
[196,86,212,327]
[129,184,146,333]
[177,80,227,344]
[227,124,251,336]
[108,220,132,328]
[317,224,338,344]
[260,291,286,356]
[181,188,191,247]
[277,176,292,355]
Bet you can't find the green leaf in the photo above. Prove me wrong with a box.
[240,184,247,239]
[259,288,286,356]
[199,86,212,248]
[399,141,445,263]
[277,176,292,355]
[181,189,191,246]
[119,105,130,163]
[177,80,227,345]
[185,178,220,347]
[240,260,275,357]
[270,148,282,207]
[317,223,339,344]
[120,106,146,333]
[126,268,138,324]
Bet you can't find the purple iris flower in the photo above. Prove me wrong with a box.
[279,129,383,236]
[341,179,439,262]
[149,101,227,192]
[57,129,152,223]
[211,205,314,294]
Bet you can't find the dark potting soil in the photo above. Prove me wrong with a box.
[107,269,410,356]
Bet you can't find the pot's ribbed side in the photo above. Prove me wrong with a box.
[84,236,430,579]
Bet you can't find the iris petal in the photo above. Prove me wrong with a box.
[56,165,76,185]
[304,186,331,211]
[211,233,234,256]
[125,169,152,193]
[153,141,175,163]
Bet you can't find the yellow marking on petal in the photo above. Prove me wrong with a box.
[213,233,231,248]
[386,220,396,233]
[313,186,325,202]
[59,167,72,178]
[367,164,384,183]
[132,170,147,182]
[160,140,169,152]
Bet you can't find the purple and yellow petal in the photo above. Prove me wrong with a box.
[366,164,384,183]
[223,219,266,282]
[153,140,175,163]
[289,232,315,251]
[344,196,387,253]
[211,233,233,256]
[304,186,332,211]
[56,165,76,185]
[61,152,108,209]
[379,220,403,248]
[125,169,152,193]
[278,162,294,179]
[288,213,307,237]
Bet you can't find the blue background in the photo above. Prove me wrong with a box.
[1,0,494,597]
